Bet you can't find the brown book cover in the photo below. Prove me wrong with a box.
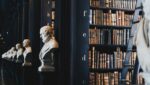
[96,51,100,69]
[96,10,100,25]
[106,12,109,25]
[108,10,112,26]
[95,0,100,7]
[104,74,109,85]
[109,73,115,85]
[112,30,116,45]
[98,29,100,44]
[88,50,92,67]
[89,73,95,85]
[103,13,107,25]
[121,11,125,26]
[92,47,95,68]
[100,10,104,25]
[114,71,119,85]
[112,13,116,26]
[90,29,97,44]
[96,73,100,85]
[51,11,55,20]
[118,11,122,26]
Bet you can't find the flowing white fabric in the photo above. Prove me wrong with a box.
[136,18,150,85]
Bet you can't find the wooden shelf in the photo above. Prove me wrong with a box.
[89,68,134,73]
[90,6,135,13]
[90,24,131,29]
[89,44,136,52]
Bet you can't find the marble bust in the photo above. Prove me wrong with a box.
[10,47,17,61]
[22,39,32,66]
[2,47,16,60]
[38,25,59,72]
[16,43,24,63]
[2,51,9,59]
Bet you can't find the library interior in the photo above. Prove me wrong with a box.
[0,0,149,85]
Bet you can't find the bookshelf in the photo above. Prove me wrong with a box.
[88,0,144,85]
[41,0,55,28]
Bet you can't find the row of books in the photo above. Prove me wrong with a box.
[89,28,130,45]
[47,11,55,28]
[89,71,144,85]
[89,10,133,26]
[51,11,55,20]
[88,47,136,69]
[47,0,55,28]
[89,0,136,10]
[51,0,55,9]
[51,10,55,28]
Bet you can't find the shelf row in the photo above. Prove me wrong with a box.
[89,45,136,51]
[89,24,131,29]
[89,9,133,26]
[89,28,134,45]
[89,68,134,73]
[89,71,143,85]
[90,0,136,10]
[90,6,134,13]
[88,47,136,69]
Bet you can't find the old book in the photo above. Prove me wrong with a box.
[112,13,116,26]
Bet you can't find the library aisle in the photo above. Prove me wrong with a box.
[0,0,147,85]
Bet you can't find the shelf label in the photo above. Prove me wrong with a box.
[83,10,87,17]
[82,33,87,38]
[82,54,86,61]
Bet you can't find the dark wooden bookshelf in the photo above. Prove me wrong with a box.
[88,0,142,85]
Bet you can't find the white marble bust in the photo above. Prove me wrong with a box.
[38,25,58,72]
[2,49,10,59]
[22,39,32,66]
[2,47,16,61]
[10,47,17,60]
[16,43,24,63]
[2,50,10,59]
[2,52,7,58]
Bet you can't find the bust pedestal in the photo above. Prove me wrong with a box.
[22,52,33,85]
[39,71,56,85]
[38,48,57,85]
